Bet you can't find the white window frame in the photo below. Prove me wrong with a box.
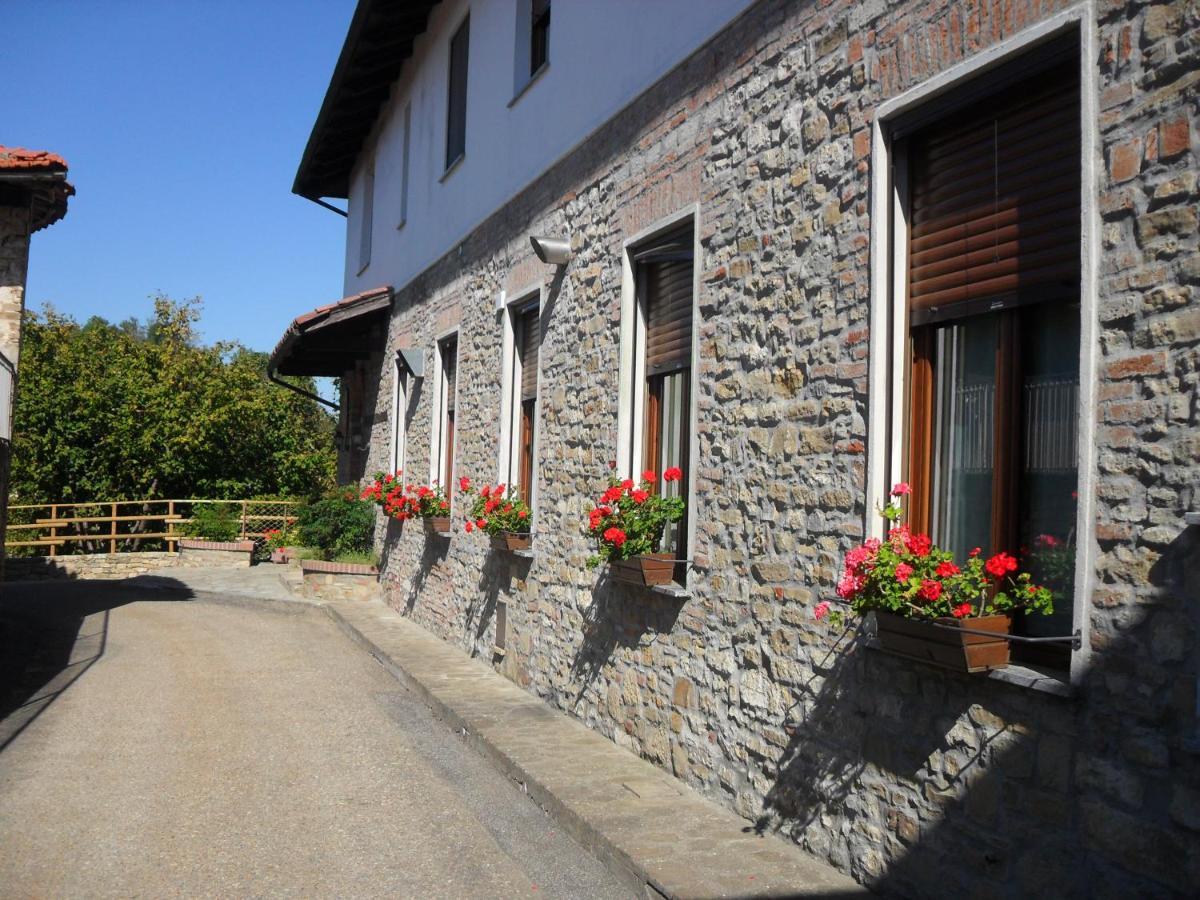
[498,285,543,516]
[398,102,411,230]
[866,4,1098,685]
[389,352,408,477]
[429,328,459,491]
[617,204,701,585]
[357,160,374,274]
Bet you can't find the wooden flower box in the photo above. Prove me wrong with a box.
[425,516,451,536]
[609,553,676,587]
[489,531,531,552]
[875,612,1012,673]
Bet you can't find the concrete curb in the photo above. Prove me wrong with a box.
[323,599,870,900]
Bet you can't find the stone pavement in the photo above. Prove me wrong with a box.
[0,578,631,898]
[326,596,867,899]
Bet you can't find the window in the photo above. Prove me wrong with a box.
[358,161,374,273]
[898,48,1081,667]
[621,221,695,583]
[530,0,550,75]
[398,103,411,228]
[500,297,540,503]
[434,334,458,491]
[389,352,408,475]
[446,16,469,171]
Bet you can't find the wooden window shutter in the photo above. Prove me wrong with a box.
[907,61,1080,323]
[643,257,693,375]
[442,336,458,413]
[518,305,539,401]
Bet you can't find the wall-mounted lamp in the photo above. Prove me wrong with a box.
[530,234,572,266]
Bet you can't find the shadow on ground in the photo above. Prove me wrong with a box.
[0,576,195,752]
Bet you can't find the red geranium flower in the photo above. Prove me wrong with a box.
[518,510,528,519]
[984,552,1018,578]
[663,467,683,482]
[894,562,914,582]
[620,479,634,492]
[918,579,942,602]
[465,521,474,533]
[476,518,487,529]
[906,533,932,557]
[481,485,491,498]
[631,489,649,504]
[603,526,627,547]
[891,482,912,496]
[952,603,973,618]
[641,470,657,483]
[459,477,471,492]
[935,561,960,578]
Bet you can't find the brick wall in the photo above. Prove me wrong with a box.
[356,1,1199,894]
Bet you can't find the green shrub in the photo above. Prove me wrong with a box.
[181,503,240,542]
[295,490,375,561]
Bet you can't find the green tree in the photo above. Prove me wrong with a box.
[11,295,336,503]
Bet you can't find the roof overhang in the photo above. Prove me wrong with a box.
[293,0,441,201]
[269,286,393,377]
[0,148,74,231]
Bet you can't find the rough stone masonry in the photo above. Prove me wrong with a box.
[353,1,1199,896]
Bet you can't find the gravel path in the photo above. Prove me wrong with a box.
[0,584,631,899]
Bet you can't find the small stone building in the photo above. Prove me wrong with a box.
[275,1,1199,895]
[0,148,73,572]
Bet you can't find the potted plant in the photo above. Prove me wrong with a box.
[814,483,1055,672]
[372,477,451,535]
[584,467,685,586]
[458,477,532,551]
[263,527,297,563]
[360,469,403,509]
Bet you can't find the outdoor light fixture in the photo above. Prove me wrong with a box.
[529,234,571,266]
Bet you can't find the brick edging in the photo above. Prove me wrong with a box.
[299,558,379,576]
[178,539,255,552]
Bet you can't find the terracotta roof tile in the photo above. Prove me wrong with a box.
[0,146,69,171]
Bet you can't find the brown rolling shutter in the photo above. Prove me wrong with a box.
[644,259,693,374]
[442,336,457,412]
[907,61,1080,322]
[518,305,539,401]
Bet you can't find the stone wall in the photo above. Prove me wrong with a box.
[177,542,254,568]
[299,559,380,603]
[0,204,30,370]
[4,551,182,582]
[357,0,1199,895]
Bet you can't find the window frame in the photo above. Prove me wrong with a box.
[498,285,543,517]
[445,13,470,174]
[866,9,1098,683]
[430,330,460,496]
[357,160,374,275]
[389,351,408,477]
[398,102,412,230]
[617,206,701,588]
[510,0,550,104]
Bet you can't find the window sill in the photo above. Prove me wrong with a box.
[356,259,370,276]
[439,154,465,183]
[651,581,690,599]
[865,639,1075,698]
[1186,511,1200,526]
[396,217,406,232]
[513,548,534,560]
[508,61,549,108]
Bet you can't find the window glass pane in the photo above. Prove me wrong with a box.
[1018,301,1079,638]
[657,369,687,552]
[531,0,549,74]
[930,315,998,558]
[446,18,469,168]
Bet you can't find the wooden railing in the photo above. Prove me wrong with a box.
[4,499,299,556]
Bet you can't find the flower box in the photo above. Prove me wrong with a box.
[609,553,676,587]
[489,531,531,552]
[875,612,1012,673]
[269,547,291,564]
[425,516,451,536]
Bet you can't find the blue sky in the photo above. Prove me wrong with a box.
[5,1,355,352]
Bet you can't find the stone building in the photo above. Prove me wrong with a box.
[272,0,1199,895]
[0,148,73,571]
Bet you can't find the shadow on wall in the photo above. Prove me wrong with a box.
[0,574,196,753]
[754,525,1200,897]
[568,571,687,708]
[467,548,531,658]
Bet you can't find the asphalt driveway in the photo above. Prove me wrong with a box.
[0,579,630,899]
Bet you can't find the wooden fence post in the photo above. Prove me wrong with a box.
[49,504,58,557]
[167,500,176,553]
[241,500,248,539]
[110,502,118,553]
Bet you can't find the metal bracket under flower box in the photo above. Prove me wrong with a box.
[928,622,1083,650]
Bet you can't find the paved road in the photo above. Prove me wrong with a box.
[0,581,631,899]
